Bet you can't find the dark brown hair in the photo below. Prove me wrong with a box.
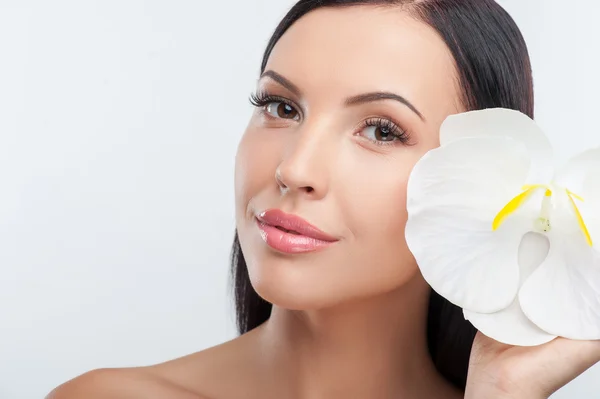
[231,0,533,391]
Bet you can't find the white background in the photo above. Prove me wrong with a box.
[1,1,599,398]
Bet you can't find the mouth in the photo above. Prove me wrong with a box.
[254,209,339,254]
[274,225,302,235]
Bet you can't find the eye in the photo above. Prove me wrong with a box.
[249,92,301,121]
[363,125,396,142]
[359,117,410,146]
[265,102,300,121]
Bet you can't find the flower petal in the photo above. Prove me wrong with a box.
[519,217,600,339]
[555,147,600,189]
[464,301,556,346]
[463,232,557,346]
[555,147,600,247]
[406,136,540,313]
[440,109,554,184]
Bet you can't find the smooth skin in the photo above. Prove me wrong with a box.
[48,5,600,399]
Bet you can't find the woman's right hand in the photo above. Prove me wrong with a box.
[465,331,600,399]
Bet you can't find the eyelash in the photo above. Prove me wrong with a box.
[248,91,411,146]
[360,117,410,146]
[249,91,298,116]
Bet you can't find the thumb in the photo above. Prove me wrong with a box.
[527,338,600,395]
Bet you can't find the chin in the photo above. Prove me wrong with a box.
[238,227,344,310]
[247,261,347,311]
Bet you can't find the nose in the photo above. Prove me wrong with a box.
[275,124,332,200]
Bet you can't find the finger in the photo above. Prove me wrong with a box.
[543,338,600,370]
[531,338,600,393]
[472,331,514,358]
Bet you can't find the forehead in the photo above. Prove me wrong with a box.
[264,5,461,123]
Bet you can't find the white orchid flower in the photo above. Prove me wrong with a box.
[405,108,600,346]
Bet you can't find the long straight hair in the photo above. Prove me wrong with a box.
[231,0,534,390]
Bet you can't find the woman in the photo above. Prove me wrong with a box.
[48,1,600,398]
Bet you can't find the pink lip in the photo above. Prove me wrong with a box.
[255,209,339,254]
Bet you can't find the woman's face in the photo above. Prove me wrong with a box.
[234,6,462,310]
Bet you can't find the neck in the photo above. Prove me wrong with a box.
[255,274,459,399]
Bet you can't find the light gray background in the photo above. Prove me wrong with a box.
[1,1,599,398]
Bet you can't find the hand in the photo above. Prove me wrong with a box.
[464,331,600,399]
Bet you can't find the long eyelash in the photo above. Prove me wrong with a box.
[248,91,270,107]
[249,93,409,145]
[249,91,297,111]
[363,117,411,146]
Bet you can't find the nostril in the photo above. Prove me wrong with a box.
[304,186,314,193]
[275,171,286,189]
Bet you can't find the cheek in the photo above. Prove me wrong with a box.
[233,133,252,218]
[234,126,281,220]
[336,152,420,285]
[342,154,413,239]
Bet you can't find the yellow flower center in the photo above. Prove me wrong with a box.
[492,184,593,246]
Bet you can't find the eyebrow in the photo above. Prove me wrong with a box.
[259,69,425,121]
[345,92,424,121]
[260,70,302,97]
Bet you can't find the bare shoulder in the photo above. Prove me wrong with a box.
[47,328,262,399]
[46,367,208,399]
[146,328,264,398]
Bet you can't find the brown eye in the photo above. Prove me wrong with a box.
[265,102,300,121]
[357,118,411,146]
[362,125,399,142]
[369,125,396,141]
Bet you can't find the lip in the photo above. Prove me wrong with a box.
[255,209,339,254]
